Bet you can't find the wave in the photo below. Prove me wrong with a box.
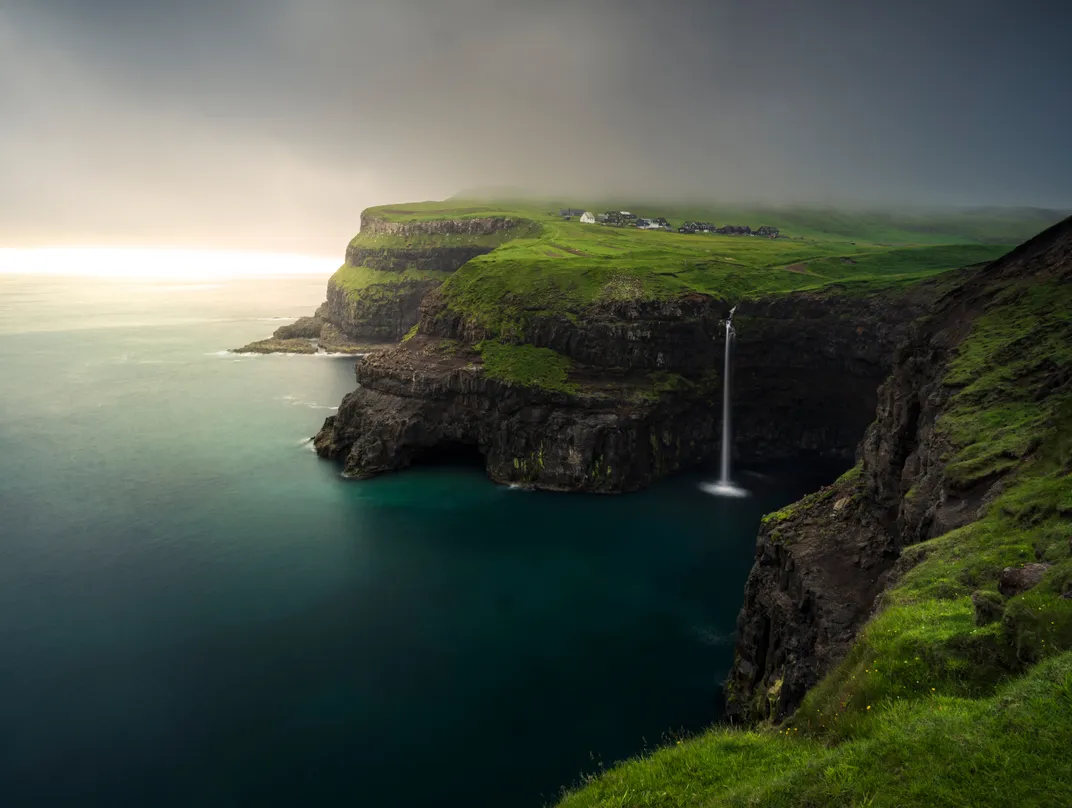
[277,393,338,411]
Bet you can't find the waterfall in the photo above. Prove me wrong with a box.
[701,305,747,497]
[719,309,735,485]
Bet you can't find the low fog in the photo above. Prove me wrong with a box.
[2,0,1070,253]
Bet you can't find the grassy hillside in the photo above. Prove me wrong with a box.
[434,215,1007,339]
[370,199,1065,245]
[353,202,1064,331]
[349,199,1034,387]
[555,231,1072,807]
[330,263,444,296]
[558,653,1072,807]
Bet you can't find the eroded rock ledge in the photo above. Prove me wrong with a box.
[315,280,940,490]
[314,337,716,491]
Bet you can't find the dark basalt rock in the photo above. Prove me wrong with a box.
[727,216,1072,724]
[316,278,438,343]
[314,338,717,492]
[273,316,324,340]
[345,246,494,274]
[318,281,934,489]
[234,337,317,355]
[998,564,1050,598]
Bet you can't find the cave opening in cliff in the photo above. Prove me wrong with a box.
[407,441,486,469]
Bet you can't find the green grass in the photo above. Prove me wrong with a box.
[338,200,1063,337]
[559,652,1072,808]
[347,219,542,252]
[370,199,1065,245]
[437,217,1009,338]
[559,655,1072,808]
[329,263,444,297]
[940,280,1072,488]
[477,340,578,394]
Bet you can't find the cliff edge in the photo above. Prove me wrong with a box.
[557,216,1072,807]
[313,202,1010,491]
[233,208,538,353]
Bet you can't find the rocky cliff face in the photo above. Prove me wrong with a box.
[235,215,531,351]
[315,279,938,490]
[322,215,531,342]
[359,212,524,238]
[314,336,718,492]
[727,218,1072,723]
[315,278,438,343]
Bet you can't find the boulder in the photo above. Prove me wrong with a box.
[273,316,324,340]
[998,563,1049,597]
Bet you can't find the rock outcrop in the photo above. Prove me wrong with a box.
[727,216,1072,723]
[233,315,378,355]
[314,337,717,492]
[233,214,532,352]
[314,278,438,344]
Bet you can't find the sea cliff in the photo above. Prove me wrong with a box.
[557,215,1072,807]
[275,198,1072,804]
[312,202,1009,489]
[233,210,536,353]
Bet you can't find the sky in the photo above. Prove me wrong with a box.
[2,0,1071,255]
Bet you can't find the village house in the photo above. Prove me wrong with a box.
[579,212,597,224]
[559,208,585,219]
[599,211,638,227]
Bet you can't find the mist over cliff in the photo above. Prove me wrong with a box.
[3,0,1071,253]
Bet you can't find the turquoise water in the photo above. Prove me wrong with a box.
[0,274,838,807]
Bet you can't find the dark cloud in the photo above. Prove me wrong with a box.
[2,0,1070,252]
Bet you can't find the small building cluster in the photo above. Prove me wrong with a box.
[678,221,717,234]
[559,206,781,239]
[678,222,780,238]
[636,216,671,230]
[596,210,638,226]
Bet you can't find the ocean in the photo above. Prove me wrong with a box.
[0,272,839,807]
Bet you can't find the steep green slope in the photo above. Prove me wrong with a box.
[558,653,1072,808]
[389,198,1066,244]
[337,201,1061,350]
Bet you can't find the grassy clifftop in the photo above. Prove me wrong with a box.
[558,653,1072,807]
[366,199,1063,244]
[348,201,1059,327]
[338,200,1059,389]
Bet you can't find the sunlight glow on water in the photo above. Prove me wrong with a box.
[0,247,336,279]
